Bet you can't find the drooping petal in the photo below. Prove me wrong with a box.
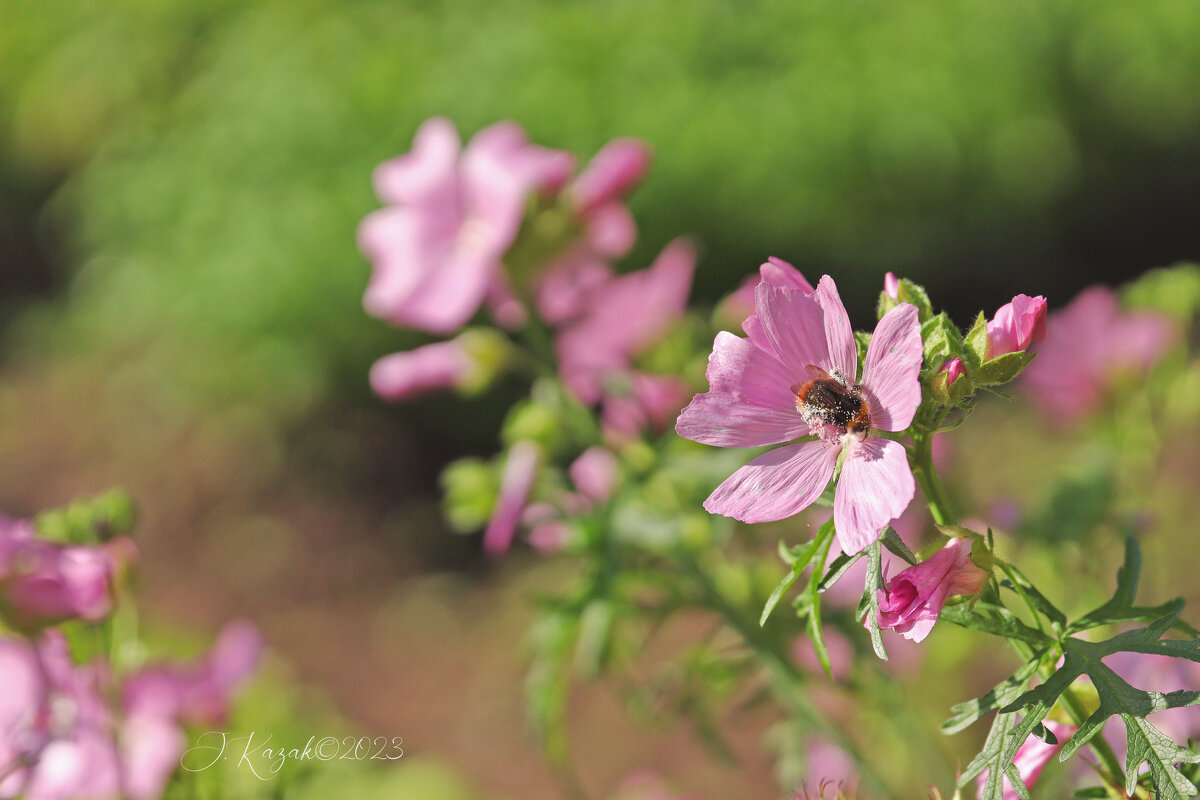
[754,283,830,379]
[813,275,856,381]
[704,441,838,523]
[833,438,915,554]
[861,303,923,432]
[676,332,810,447]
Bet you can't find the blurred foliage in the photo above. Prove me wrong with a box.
[3,0,1200,457]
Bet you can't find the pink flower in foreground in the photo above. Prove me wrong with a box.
[873,538,987,642]
[483,441,541,556]
[676,275,923,554]
[986,294,1047,358]
[359,118,572,334]
[1021,286,1175,420]
[0,517,116,632]
[977,720,1074,800]
[719,257,815,329]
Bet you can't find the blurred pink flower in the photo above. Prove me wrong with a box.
[0,518,115,632]
[360,118,572,334]
[1021,286,1175,420]
[569,447,620,504]
[676,276,922,554]
[600,372,691,439]
[883,272,899,300]
[369,338,473,402]
[801,739,858,796]
[611,770,704,800]
[1103,651,1200,746]
[874,538,987,643]
[985,294,1047,358]
[567,139,651,218]
[977,720,1074,800]
[792,628,854,682]
[483,441,541,556]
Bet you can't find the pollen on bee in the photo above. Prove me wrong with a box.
[792,365,871,440]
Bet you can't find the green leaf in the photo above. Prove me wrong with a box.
[959,710,1026,800]
[1000,564,1066,631]
[940,603,1054,647]
[941,650,1046,734]
[817,548,865,593]
[762,521,834,626]
[963,311,989,367]
[856,540,889,661]
[881,526,918,565]
[796,523,837,678]
[1067,537,1198,636]
[921,312,965,368]
[974,350,1037,386]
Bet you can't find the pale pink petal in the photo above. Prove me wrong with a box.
[755,284,830,377]
[986,294,1047,358]
[861,303,923,432]
[761,257,814,292]
[384,244,495,335]
[483,441,540,556]
[121,715,186,800]
[373,117,462,207]
[585,202,637,257]
[813,275,856,381]
[737,258,814,352]
[676,332,809,447]
[883,272,899,299]
[833,438,914,554]
[569,447,619,503]
[569,138,651,215]
[704,441,838,523]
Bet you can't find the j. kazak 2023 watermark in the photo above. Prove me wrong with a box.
[181,732,404,780]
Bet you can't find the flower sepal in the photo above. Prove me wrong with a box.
[878,276,934,323]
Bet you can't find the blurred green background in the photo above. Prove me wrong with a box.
[2,1,1200,797]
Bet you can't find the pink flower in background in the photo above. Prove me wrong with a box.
[985,294,1047,358]
[569,447,620,504]
[1021,286,1175,420]
[977,720,1074,800]
[874,537,987,642]
[483,441,541,556]
[610,771,705,800]
[360,118,573,334]
[791,628,854,682]
[567,138,651,218]
[600,372,691,439]
[370,338,474,402]
[0,517,116,631]
[1103,652,1200,746]
[676,275,922,554]
[801,739,858,796]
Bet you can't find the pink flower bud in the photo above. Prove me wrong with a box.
[0,518,115,631]
[369,340,473,402]
[986,294,1047,358]
[884,272,900,300]
[483,441,540,557]
[568,138,651,216]
[874,538,987,642]
[941,357,965,386]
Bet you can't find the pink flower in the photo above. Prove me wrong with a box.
[1021,286,1175,420]
[600,372,691,439]
[1103,652,1200,745]
[483,441,541,556]
[359,118,572,334]
[986,294,1047,358]
[802,739,858,795]
[370,339,474,402]
[941,358,965,386]
[0,518,116,632]
[676,276,923,554]
[873,538,987,642]
[567,138,651,218]
[569,447,620,504]
[719,257,815,330]
[977,720,1074,800]
[883,272,899,300]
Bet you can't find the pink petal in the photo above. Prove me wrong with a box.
[754,283,830,377]
[569,138,651,216]
[861,303,923,432]
[483,441,540,556]
[813,275,857,381]
[569,447,620,503]
[833,438,914,554]
[883,272,899,300]
[704,441,838,523]
[676,332,810,447]
[761,257,814,292]
[585,202,637,257]
[385,242,496,335]
[372,117,462,207]
[369,340,472,402]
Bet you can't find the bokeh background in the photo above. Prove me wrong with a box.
[3,1,1200,797]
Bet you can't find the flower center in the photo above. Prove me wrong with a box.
[792,366,871,441]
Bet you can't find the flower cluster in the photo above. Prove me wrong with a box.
[0,508,260,800]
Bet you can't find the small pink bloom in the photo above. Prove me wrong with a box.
[600,373,691,440]
[556,239,695,405]
[874,538,987,642]
[369,339,473,402]
[941,358,965,386]
[883,272,900,300]
[567,138,651,217]
[986,294,1047,358]
[1021,286,1175,420]
[977,720,1074,800]
[569,447,620,504]
[0,518,115,631]
[676,276,923,554]
[360,118,572,334]
[483,441,541,556]
[802,739,858,795]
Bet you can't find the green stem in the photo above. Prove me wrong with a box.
[911,435,1129,796]
[679,552,894,796]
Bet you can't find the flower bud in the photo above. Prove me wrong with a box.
[370,330,509,403]
[872,538,987,642]
[985,294,1047,358]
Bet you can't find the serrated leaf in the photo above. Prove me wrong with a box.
[942,651,1046,734]
[940,604,1054,647]
[858,540,889,661]
[818,548,865,593]
[881,526,918,565]
[959,710,1019,799]
[762,521,834,626]
[1001,564,1066,631]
